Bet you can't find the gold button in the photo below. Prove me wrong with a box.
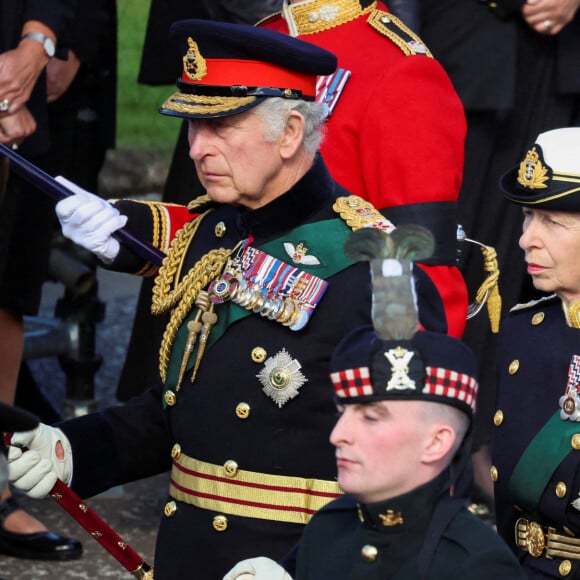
[164,390,177,406]
[224,460,239,478]
[171,443,182,460]
[213,515,228,532]
[556,482,567,499]
[251,347,267,364]
[361,544,378,563]
[214,221,226,238]
[493,410,504,426]
[559,559,572,576]
[532,312,545,325]
[164,501,177,517]
[489,1,497,7]
[490,466,498,482]
[571,434,580,450]
[236,402,251,419]
[508,360,519,375]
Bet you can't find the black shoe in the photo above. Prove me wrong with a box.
[0,496,83,561]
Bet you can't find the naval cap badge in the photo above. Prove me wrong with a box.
[517,146,549,190]
[257,348,308,407]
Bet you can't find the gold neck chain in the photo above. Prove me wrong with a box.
[282,0,376,35]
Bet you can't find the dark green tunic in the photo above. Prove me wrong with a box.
[295,473,525,579]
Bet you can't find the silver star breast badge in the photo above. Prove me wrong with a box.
[256,348,308,407]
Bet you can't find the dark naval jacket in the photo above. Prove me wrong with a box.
[57,156,446,579]
[295,471,525,579]
[493,294,580,578]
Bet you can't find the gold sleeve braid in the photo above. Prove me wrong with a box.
[151,208,233,382]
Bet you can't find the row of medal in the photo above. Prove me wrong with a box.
[208,243,328,331]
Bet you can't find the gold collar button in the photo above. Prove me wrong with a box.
[214,221,226,238]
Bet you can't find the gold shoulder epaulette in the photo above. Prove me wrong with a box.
[333,195,396,232]
[367,10,433,57]
[510,294,558,313]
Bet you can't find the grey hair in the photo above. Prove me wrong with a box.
[253,97,328,155]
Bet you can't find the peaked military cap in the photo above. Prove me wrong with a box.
[329,326,478,416]
[500,127,580,211]
[160,19,337,119]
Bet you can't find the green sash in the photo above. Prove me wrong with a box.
[163,217,354,392]
[508,411,578,520]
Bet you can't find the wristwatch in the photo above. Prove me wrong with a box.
[21,32,56,58]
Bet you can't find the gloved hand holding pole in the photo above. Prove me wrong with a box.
[0,142,165,266]
[5,430,154,579]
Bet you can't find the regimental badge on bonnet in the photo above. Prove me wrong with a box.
[329,226,478,416]
[159,18,337,119]
[500,127,580,212]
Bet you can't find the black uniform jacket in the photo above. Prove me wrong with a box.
[60,156,441,579]
[295,472,525,579]
[493,295,580,578]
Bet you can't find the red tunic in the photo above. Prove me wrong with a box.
[260,1,468,338]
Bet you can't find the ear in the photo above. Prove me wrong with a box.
[421,424,457,465]
[278,109,305,159]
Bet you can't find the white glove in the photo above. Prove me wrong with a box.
[8,424,73,499]
[55,175,128,263]
[223,557,293,580]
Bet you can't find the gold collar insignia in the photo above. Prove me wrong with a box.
[379,509,404,526]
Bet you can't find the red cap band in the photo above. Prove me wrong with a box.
[181,59,317,97]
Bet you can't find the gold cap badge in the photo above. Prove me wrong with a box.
[183,37,207,81]
[517,146,549,190]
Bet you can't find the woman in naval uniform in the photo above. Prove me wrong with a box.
[492,127,580,579]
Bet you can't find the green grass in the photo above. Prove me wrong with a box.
[116,0,181,153]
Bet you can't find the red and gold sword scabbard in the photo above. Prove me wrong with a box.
[4,434,154,579]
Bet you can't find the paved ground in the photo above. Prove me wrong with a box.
[2,268,169,579]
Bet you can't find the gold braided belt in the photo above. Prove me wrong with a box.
[169,450,342,525]
[516,518,580,560]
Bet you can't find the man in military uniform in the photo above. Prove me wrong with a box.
[6,20,457,579]
[259,0,468,339]
[491,128,580,578]
[225,237,524,579]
